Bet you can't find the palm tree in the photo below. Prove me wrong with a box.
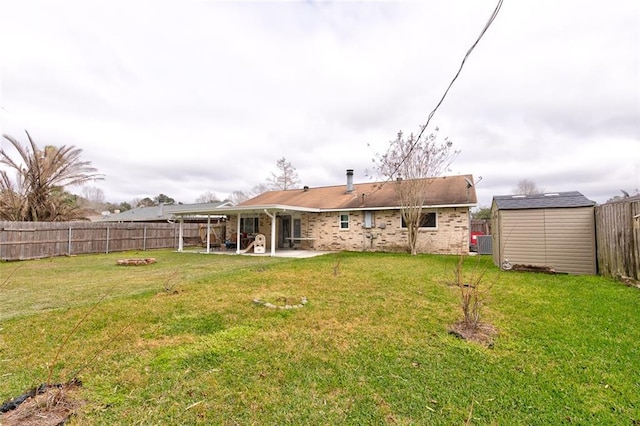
[0,131,104,221]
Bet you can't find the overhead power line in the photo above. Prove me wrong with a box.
[387,0,504,179]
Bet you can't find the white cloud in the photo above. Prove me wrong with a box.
[1,0,638,208]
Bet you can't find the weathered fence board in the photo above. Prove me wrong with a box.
[470,219,491,235]
[595,200,640,280]
[0,221,200,261]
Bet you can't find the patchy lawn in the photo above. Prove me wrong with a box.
[1,250,638,424]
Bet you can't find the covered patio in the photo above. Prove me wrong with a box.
[172,204,320,257]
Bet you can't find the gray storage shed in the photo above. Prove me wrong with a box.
[491,191,596,275]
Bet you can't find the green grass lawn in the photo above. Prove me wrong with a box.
[1,250,638,424]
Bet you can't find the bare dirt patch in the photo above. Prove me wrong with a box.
[253,295,308,309]
[116,258,156,266]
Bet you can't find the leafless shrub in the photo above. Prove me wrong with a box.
[162,270,181,294]
[449,252,497,346]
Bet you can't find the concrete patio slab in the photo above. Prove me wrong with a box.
[180,249,332,259]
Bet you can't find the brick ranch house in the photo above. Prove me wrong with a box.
[173,170,478,256]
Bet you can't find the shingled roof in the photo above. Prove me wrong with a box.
[492,191,595,210]
[99,201,232,222]
[239,174,477,211]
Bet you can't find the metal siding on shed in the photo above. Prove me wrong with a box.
[544,207,596,274]
[492,192,597,275]
[500,209,546,266]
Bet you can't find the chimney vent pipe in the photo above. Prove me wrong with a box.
[346,169,354,193]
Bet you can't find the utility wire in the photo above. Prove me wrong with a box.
[384,0,504,181]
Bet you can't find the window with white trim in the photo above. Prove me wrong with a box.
[339,213,349,229]
[240,217,259,234]
[401,212,437,229]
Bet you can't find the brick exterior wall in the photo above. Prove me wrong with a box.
[226,207,470,254]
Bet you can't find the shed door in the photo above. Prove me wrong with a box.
[544,208,596,274]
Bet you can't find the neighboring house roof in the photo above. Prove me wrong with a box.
[492,191,595,210]
[605,193,640,204]
[237,174,477,211]
[99,201,233,222]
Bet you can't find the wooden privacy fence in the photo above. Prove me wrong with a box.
[470,219,491,235]
[0,221,201,261]
[595,200,640,280]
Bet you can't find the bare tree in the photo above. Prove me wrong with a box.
[267,157,300,190]
[227,183,269,205]
[513,179,544,195]
[371,127,459,255]
[227,190,249,205]
[0,131,103,221]
[195,191,220,204]
[79,186,106,212]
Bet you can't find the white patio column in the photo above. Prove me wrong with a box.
[206,215,211,253]
[264,209,276,257]
[178,218,184,252]
[236,213,242,254]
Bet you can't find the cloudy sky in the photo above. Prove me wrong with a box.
[1,0,638,208]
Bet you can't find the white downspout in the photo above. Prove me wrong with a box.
[236,213,242,254]
[178,218,184,252]
[264,209,276,257]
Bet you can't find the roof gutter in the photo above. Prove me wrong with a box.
[322,203,477,212]
[170,203,477,216]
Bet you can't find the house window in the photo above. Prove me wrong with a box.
[363,211,373,228]
[401,212,437,229]
[240,217,259,234]
[293,218,301,241]
[339,213,349,229]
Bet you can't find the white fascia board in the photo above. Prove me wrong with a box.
[320,203,477,212]
[173,204,321,216]
[173,203,476,216]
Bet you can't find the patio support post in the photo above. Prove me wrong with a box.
[264,209,276,257]
[236,213,242,254]
[206,215,211,253]
[178,218,184,252]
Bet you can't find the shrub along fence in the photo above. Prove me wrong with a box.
[0,221,201,261]
[595,199,640,281]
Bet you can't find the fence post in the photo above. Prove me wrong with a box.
[106,227,110,254]
[143,226,147,251]
[68,225,72,256]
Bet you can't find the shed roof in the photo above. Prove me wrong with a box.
[492,191,595,210]
[239,174,477,211]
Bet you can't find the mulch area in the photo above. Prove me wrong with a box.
[448,321,498,347]
[1,380,83,426]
